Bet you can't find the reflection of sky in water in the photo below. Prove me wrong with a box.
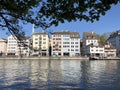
[0,59,120,90]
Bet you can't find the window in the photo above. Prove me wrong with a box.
[35,38,38,40]
[56,38,61,40]
[43,47,46,49]
[63,45,69,48]
[71,42,74,44]
[58,53,61,55]
[71,49,74,51]
[91,49,93,52]
[43,35,46,37]
[75,49,79,51]
[35,42,38,44]
[39,37,42,40]
[43,42,46,44]
[75,42,78,44]
[71,38,74,41]
[63,38,69,40]
[43,38,46,40]
[75,46,78,48]
[63,42,69,44]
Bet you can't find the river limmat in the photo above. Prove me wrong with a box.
[0,59,120,90]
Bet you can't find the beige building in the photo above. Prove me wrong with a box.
[0,38,7,56]
[32,31,49,56]
[104,44,117,58]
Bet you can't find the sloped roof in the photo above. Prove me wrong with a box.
[32,32,47,35]
[0,38,7,42]
[83,32,98,39]
[52,31,80,38]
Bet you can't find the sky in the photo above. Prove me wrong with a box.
[0,4,120,39]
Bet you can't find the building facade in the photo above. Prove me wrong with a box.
[86,44,104,58]
[82,32,99,56]
[7,35,31,56]
[0,38,7,56]
[32,31,49,56]
[52,31,80,56]
[18,36,31,56]
[104,44,116,58]
[7,35,19,56]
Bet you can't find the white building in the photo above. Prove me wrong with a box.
[82,32,99,56]
[108,30,120,56]
[0,38,7,56]
[86,44,104,58]
[52,31,80,56]
[7,35,31,56]
[18,36,31,56]
[7,35,19,56]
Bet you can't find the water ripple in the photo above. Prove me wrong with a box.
[0,60,120,90]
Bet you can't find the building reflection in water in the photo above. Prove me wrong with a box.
[61,60,82,88]
[29,59,49,89]
[0,59,31,88]
[0,59,120,90]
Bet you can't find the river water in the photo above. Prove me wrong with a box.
[0,59,120,90]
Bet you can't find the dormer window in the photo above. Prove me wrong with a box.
[92,36,93,38]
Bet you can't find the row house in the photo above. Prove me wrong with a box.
[18,36,31,56]
[0,38,7,56]
[7,35,19,56]
[104,44,116,58]
[82,32,100,56]
[82,31,117,58]
[7,35,30,56]
[52,31,80,56]
[0,30,117,57]
[32,31,49,56]
[108,30,120,56]
[86,44,104,58]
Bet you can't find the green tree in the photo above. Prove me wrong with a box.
[0,0,119,39]
[97,32,111,45]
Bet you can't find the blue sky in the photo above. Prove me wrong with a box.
[0,4,120,39]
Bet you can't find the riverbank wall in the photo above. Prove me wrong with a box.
[0,56,89,60]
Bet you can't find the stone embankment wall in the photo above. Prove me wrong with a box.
[0,56,89,60]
